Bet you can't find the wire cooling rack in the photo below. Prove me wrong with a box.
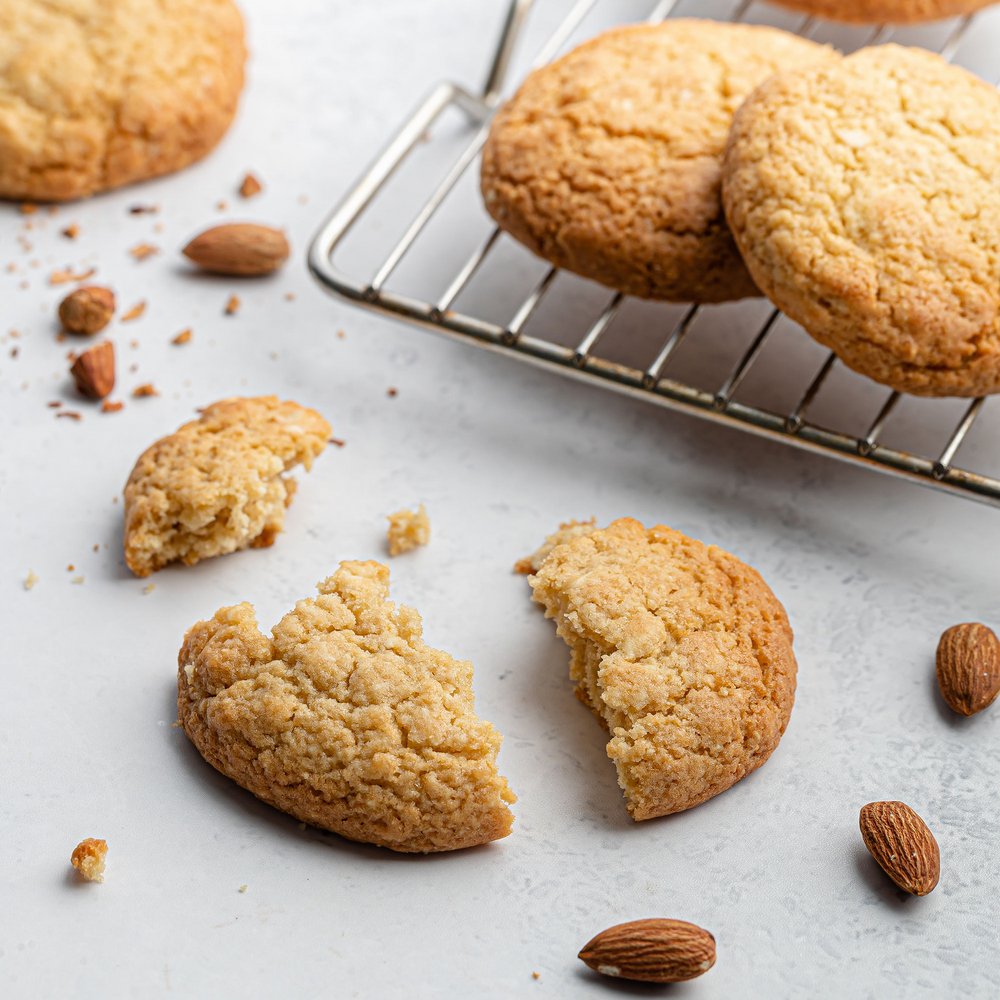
[309,0,1000,508]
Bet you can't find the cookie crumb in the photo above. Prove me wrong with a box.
[120,301,147,323]
[328,436,346,448]
[23,570,38,591]
[72,575,85,585]
[171,328,192,346]
[130,243,159,261]
[224,294,240,316]
[238,173,262,198]
[386,386,398,398]
[386,504,430,556]
[48,401,62,408]
[56,410,82,421]
[335,329,345,340]
[238,884,248,894]
[61,224,80,240]
[132,383,158,398]
[19,202,37,215]
[284,291,295,302]
[70,838,107,883]
[532,972,541,981]
[143,583,156,595]
[128,204,158,215]
[102,400,124,414]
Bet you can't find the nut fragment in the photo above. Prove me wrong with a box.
[239,172,263,198]
[578,919,716,984]
[936,623,1000,717]
[859,801,940,896]
[183,223,290,276]
[70,341,115,399]
[71,838,107,882]
[58,286,115,334]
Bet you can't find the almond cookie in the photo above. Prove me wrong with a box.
[178,561,516,853]
[0,0,245,201]
[124,397,330,577]
[480,20,834,303]
[524,518,796,820]
[771,0,995,22]
[723,45,1000,397]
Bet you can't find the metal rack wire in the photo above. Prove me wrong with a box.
[309,0,1000,508]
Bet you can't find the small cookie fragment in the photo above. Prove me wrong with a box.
[770,0,994,22]
[386,504,430,556]
[70,838,107,882]
[123,396,331,576]
[177,561,516,852]
[524,518,796,819]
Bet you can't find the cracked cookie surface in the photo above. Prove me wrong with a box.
[480,20,833,302]
[723,45,1000,397]
[124,396,330,576]
[0,0,245,201]
[771,0,994,22]
[178,561,516,853]
[525,518,796,820]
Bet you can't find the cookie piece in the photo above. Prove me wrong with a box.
[723,45,1000,397]
[124,397,330,577]
[525,518,796,819]
[386,504,430,556]
[480,20,834,303]
[178,561,516,853]
[770,0,995,22]
[70,838,107,882]
[0,0,245,201]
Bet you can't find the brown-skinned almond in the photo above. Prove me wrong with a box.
[182,223,289,276]
[578,918,716,983]
[59,286,116,335]
[859,801,940,896]
[936,622,1000,717]
[70,341,115,399]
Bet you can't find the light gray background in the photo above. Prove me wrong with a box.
[2,2,999,997]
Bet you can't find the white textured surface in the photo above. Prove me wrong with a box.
[3,2,1000,997]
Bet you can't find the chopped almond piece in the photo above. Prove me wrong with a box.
[102,400,125,414]
[239,173,263,198]
[49,267,96,286]
[132,383,158,398]
[224,294,240,316]
[61,224,80,240]
[130,243,159,261]
[120,301,146,322]
[171,328,192,346]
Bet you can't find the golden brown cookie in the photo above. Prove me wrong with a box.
[124,397,330,577]
[771,0,995,22]
[524,518,796,820]
[723,45,1000,397]
[0,0,245,201]
[480,20,834,303]
[178,561,516,853]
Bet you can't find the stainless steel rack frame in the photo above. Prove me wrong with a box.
[309,0,1000,508]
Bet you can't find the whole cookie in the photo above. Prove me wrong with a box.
[480,20,834,303]
[723,45,1000,397]
[0,0,245,201]
[178,561,516,853]
[771,0,995,22]
[525,518,796,819]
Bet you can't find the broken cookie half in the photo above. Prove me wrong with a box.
[124,396,330,576]
[523,518,796,820]
[178,560,515,853]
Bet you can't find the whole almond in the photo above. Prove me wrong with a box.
[182,223,289,276]
[59,286,116,335]
[70,341,115,399]
[859,801,940,896]
[578,919,715,983]
[936,622,1000,717]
